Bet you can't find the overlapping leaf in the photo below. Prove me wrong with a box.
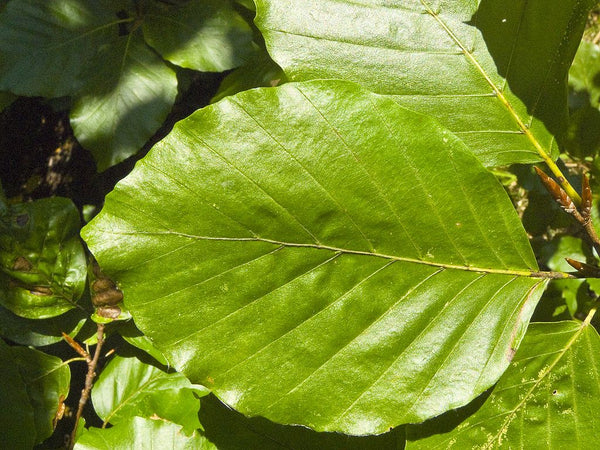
[75,416,215,450]
[70,31,177,171]
[93,356,208,434]
[407,320,600,448]
[255,0,594,166]
[0,197,87,319]
[83,80,552,434]
[143,0,255,72]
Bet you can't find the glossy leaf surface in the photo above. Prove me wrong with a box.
[70,31,178,171]
[93,355,207,434]
[143,0,254,72]
[12,346,71,444]
[0,197,87,319]
[0,0,115,97]
[75,416,215,450]
[407,320,600,448]
[83,80,550,434]
[255,0,594,166]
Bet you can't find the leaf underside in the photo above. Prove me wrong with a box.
[255,0,594,166]
[83,80,549,434]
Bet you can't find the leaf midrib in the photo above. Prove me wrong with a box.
[103,229,568,279]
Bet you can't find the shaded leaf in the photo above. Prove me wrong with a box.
[70,31,177,171]
[211,49,286,103]
[119,321,170,366]
[0,339,35,449]
[407,320,600,448]
[143,0,254,72]
[255,0,594,166]
[0,90,15,112]
[74,416,215,450]
[83,80,551,434]
[199,394,404,450]
[0,0,117,97]
[0,197,87,319]
[0,304,87,346]
[12,345,71,444]
[93,355,208,434]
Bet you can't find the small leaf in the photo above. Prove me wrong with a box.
[0,0,116,97]
[70,31,178,171]
[83,80,552,434]
[143,0,255,72]
[92,355,207,434]
[0,339,35,448]
[0,197,87,319]
[407,320,600,448]
[12,346,71,444]
[74,416,215,450]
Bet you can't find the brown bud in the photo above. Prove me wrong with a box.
[581,174,592,222]
[92,277,116,293]
[534,167,578,215]
[565,258,600,277]
[12,256,32,272]
[97,305,121,319]
[92,289,123,306]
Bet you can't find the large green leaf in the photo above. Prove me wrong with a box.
[12,346,71,444]
[142,0,255,72]
[83,80,553,435]
[0,339,35,449]
[0,197,87,319]
[75,416,215,450]
[0,0,116,97]
[255,0,594,166]
[406,320,600,448]
[70,31,178,171]
[93,355,208,434]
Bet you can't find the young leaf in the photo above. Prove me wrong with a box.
[12,346,71,444]
[142,0,255,72]
[83,80,552,435]
[0,339,36,448]
[0,0,117,97]
[255,0,594,166]
[70,31,178,171]
[74,416,215,450]
[92,355,208,434]
[406,320,600,448]
[0,197,87,319]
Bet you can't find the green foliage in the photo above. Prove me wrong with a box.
[0,0,254,171]
[1,0,600,448]
[82,80,549,434]
[407,320,600,448]
[0,196,86,319]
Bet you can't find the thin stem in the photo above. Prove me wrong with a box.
[68,323,105,450]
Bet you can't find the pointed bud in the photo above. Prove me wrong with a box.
[581,174,592,223]
[534,167,577,215]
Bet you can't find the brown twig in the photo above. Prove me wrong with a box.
[535,168,600,261]
[67,323,105,450]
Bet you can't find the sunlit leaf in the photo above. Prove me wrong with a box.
[93,355,207,434]
[75,416,215,450]
[255,0,594,166]
[70,31,177,171]
[407,320,600,448]
[83,80,553,434]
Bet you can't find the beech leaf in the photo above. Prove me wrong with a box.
[83,80,552,434]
